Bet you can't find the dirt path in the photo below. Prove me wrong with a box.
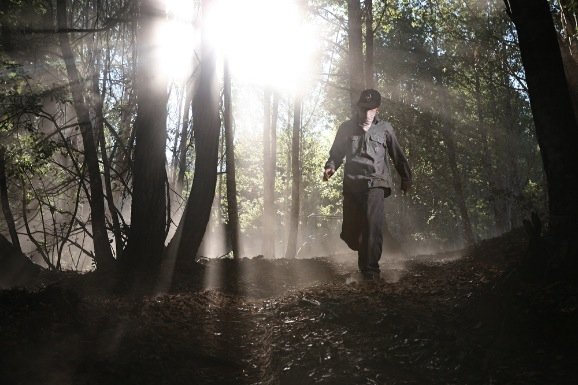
[1,229,577,384]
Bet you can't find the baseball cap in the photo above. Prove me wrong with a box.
[357,89,381,109]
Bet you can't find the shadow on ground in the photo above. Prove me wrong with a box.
[1,228,577,385]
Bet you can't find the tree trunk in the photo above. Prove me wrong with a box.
[559,0,578,121]
[0,148,21,253]
[175,83,195,194]
[263,89,275,258]
[347,0,364,116]
[441,125,475,245]
[272,93,279,173]
[56,0,115,270]
[364,0,375,89]
[176,81,195,194]
[505,0,578,233]
[224,59,240,259]
[475,70,507,235]
[166,0,220,267]
[285,97,302,259]
[170,87,185,179]
[559,39,578,123]
[122,0,169,273]
[91,36,124,259]
[500,69,520,231]
[559,0,578,57]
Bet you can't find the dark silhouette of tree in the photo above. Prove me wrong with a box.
[166,0,220,267]
[175,80,194,194]
[89,25,125,260]
[505,0,578,236]
[0,148,21,253]
[348,0,364,115]
[56,0,115,271]
[122,0,169,273]
[364,0,375,89]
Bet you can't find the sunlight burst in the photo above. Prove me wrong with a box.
[156,0,317,90]
[157,0,196,81]
[206,0,318,92]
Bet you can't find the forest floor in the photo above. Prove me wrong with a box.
[1,228,577,385]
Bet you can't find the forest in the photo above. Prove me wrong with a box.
[1,0,577,384]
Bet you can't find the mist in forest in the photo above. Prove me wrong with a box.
[0,0,548,277]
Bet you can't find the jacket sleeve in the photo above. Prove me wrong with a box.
[385,123,412,184]
[324,122,347,171]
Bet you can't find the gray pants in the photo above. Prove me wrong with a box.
[340,188,385,274]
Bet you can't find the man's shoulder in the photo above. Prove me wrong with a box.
[372,120,393,134]
[339,119,357,129]
[376,120,393,129]
[337,119,358,134]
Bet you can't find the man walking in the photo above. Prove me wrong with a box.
[323,89,412,280]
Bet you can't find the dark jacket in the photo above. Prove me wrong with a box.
[324,118,412,194]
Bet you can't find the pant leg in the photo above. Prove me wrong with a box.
[340,193,363,251]
[362,188,385,273]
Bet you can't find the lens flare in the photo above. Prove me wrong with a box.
[157,0,196,81]
[206,0,317,92]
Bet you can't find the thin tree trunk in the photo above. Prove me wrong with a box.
[285,97,302,259]
[224,59,240,259]
[347,0,364,116]
[176,81,195,193]
[91,34,124,259]
[499,57,520,231]
[122,0,169,272]
[0,148,21,253]
[271,93,279,173]
[501,89,517,231]
[263,89,275,258]
[171,86,185,179]
[56,0,114,270]
[364,0,374,89]
[441,126,475,244]
[505,0,578,233]
[271,92,279,253]
[475,70,505,235]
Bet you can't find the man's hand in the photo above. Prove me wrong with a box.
[323,168,335,181]
[401,180,412,195]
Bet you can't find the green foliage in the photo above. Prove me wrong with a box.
[0,0,552,266]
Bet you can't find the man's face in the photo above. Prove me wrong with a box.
[358,107,378,125]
